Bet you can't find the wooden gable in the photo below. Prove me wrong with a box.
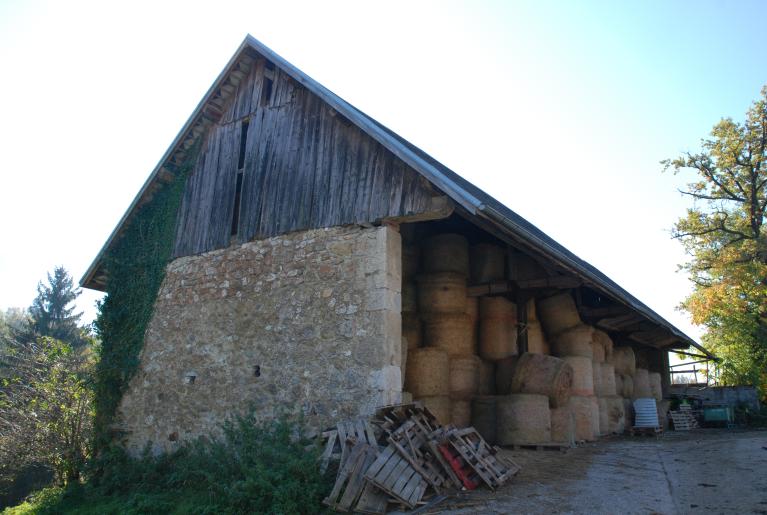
[173,56,437,258]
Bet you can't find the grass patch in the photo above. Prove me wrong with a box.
[3,414,332,515]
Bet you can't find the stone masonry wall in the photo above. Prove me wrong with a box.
[115,224,402,455]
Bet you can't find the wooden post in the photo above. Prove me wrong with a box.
[661,351,671,397]
[516,290,529,354]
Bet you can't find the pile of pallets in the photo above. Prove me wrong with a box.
[669,405,699,431]
[322,403,521,514]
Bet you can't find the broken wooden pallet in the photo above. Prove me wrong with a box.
[445,428,520,490]
[364,443,429,509]
[324,442,380,512]
[321,417,380,473]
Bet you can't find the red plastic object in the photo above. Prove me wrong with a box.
[437,443,480,490]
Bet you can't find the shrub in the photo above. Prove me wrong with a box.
[4,413,332,515]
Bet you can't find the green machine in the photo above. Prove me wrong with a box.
[703,404,734,425]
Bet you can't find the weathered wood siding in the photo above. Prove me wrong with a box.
[173,58,435,257]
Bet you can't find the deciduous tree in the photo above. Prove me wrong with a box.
[664,85,767,398]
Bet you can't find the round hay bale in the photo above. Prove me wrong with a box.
[402,312,422,350]
[599,363,617,396]
[648,372,662,401]
[563,356,594,396]
[593,329,613,362]
[449,355,480,399]
[621,373,634,398]
[598,397,609,436]
[477,359,496,395]
[421,233,469,276]
[402,244,420,279]
[480,296,517,318]
[416,273,467,314]
[495,355,518,395]
[606,395,625,434]
[527,298,538,321]
[612,347,636,377]
[470,243,506,284]
[550,405,574,445]
[402,280,417,313]
[592,360,603,397]
[569,395,597,442]
[422,313,474,357]
[405,348,449,397]
[451,399,472,428]
[465,296,479,322]
[465,296,479,353]
[590,396,600,438]
[471,396,499,444]
[509,353,574,408]
[551,325,594,358]
[417,396,450,425]
[633,368,652,399]
[497,394,551,446]
[623,397,634,427]
[527,321,550,354]
[479,297,518,361]
[591,339,605,363]
[537,293,581,338]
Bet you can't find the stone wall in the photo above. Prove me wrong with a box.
[115,224,402,454]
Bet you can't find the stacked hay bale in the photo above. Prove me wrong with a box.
[401,240,420,394]
[538,293,597,442]
[497,352,574,445]
[612,346,637,427]
[593,330,622,435]
[407,233,480,426]
[525,299,550,355]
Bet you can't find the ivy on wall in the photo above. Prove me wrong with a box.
[93,156,195,449]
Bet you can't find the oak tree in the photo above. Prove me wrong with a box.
[664,85,767,398]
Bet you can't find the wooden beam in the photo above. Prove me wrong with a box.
[671,349,717,361]
[515,276,581,289]
[596,313,643,331]
[467,275,580,297]
[628,328,677,347]
[467,281,514,297]
[381,196,453,223]
[579,305,631,319]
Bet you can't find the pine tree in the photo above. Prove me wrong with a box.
[28,266,85,346]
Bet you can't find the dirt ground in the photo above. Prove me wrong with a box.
[431,428,767,515]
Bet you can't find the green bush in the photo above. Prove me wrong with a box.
[4,414,331,515]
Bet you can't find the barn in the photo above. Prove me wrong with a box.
[81,35,712,454]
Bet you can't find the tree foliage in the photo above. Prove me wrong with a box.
[27,267,86,347]
[0,337,94,493]
[664,85,767,397]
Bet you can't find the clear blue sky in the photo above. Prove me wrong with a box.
[0,0,765,344]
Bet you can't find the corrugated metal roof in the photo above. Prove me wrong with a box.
[80,35,713,358]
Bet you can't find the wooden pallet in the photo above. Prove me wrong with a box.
[669,410,699,431]
[321,418,380,473]
[323,442,380,512]
[445,428,520,490]
[365,443,428,509]
[389,418,456,491]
